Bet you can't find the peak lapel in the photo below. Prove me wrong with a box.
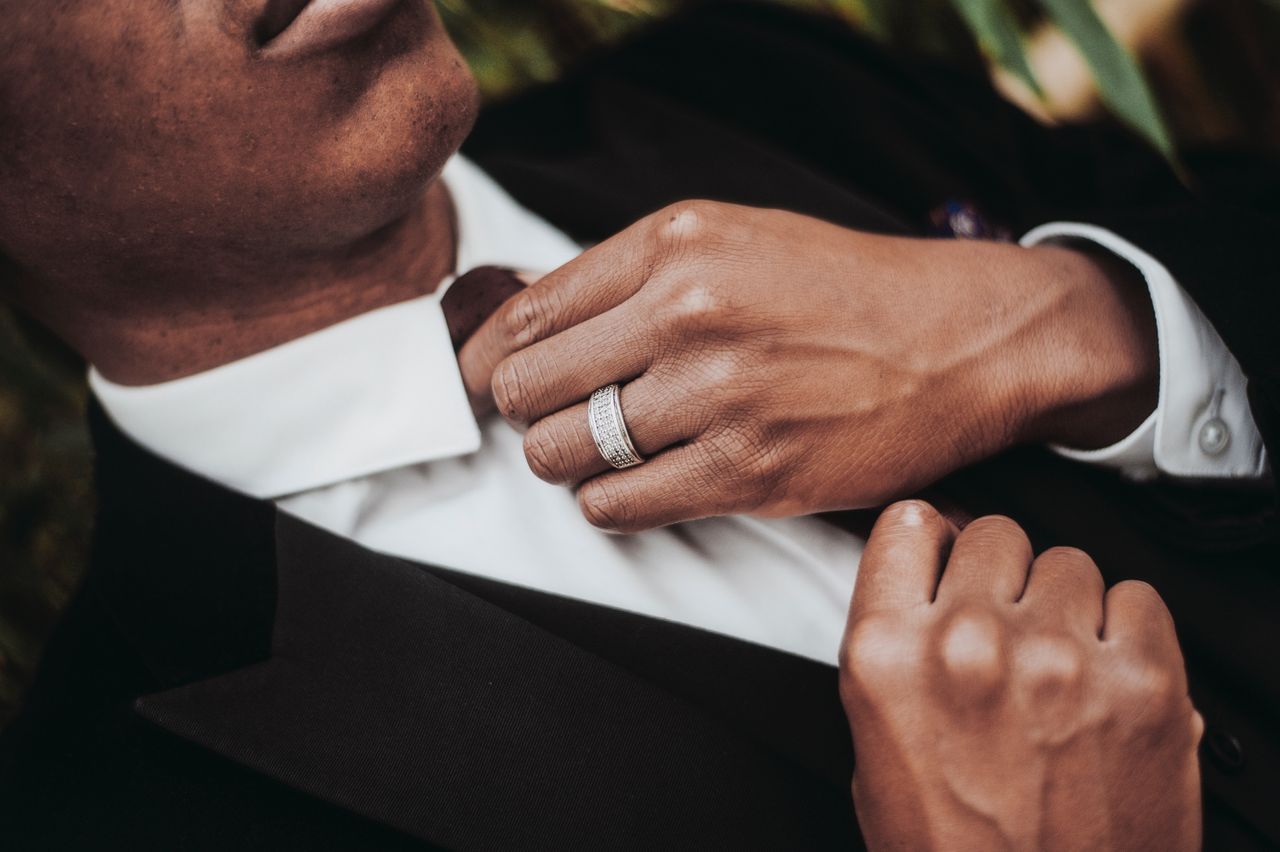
[136,516,858,851]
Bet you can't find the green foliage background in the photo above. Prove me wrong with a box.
[440,0,1179,151]
[2,0,1278,728]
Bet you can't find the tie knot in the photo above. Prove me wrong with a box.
[441,266,526,352]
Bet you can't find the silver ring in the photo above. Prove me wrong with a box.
[588,383,645,469]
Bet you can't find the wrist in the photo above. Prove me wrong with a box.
[1013,243,1158,449]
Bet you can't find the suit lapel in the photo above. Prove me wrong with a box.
[86,402,859,848]
[134,515,858,851]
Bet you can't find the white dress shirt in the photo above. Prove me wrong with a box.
[91,157,864,665]
[90,156,1267,666]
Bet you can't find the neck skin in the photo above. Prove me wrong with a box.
[40,180,457,387]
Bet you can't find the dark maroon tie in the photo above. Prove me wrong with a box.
[441,266,526,352]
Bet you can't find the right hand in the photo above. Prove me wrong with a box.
[457,201,1156,533]
[838,501,1203,852]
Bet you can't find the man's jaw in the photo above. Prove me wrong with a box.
[61,177,458,387]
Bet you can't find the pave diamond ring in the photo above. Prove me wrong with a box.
[588,383,645,470]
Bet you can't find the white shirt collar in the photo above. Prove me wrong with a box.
[89,155,582,499]
[444,155,582,281]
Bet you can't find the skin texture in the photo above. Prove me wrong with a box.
[840,501,1202,852]
[0,0,477,383]
[460,200,1158,533]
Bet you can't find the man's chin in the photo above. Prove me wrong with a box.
[343,112,472,229]
[303,45,478,245]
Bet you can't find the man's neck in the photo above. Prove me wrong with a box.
[71,181,457,387]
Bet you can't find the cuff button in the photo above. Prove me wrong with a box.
[1198,418,1230,456]
[1204,726,1246,775]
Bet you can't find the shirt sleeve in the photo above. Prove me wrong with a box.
[1021,222,1269,481]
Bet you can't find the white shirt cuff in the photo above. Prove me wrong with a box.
[1022,222,1268,481]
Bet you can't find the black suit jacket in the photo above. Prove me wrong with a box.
[3,4,1277,850]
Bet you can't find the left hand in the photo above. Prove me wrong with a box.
[459,200,1156,533]
[838,501,1202,851]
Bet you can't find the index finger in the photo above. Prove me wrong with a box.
[850,501,958,617]
[457,207,673,406]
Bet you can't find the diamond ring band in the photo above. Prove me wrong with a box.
[587,383,645,470]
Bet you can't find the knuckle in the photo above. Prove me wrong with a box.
[957,514,1032,553]
[670,448,738,513]
[663,276,724,328]
[696,351,753,397]
[839,615,918,705]
[1112,655,1179,710]
[491,359,530,422]
[869,500,949,550]
[654,199,717,248]
[703,426,781,512]
[503,290,550,349]
[937,607,1007,688]
[578,480,639,533]
[1014,634,1085,698]
[523,424,573,484]
[715,420,768,467]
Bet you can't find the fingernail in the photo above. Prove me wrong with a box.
[894,501,926,525]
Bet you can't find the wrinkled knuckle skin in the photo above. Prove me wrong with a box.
[717,422,769,472]
[670,448,741,517]
[579,481,639,533]
[504,291,547,350]
[491,360,531,422]
[937,607,1008,696]
[523,426,572,485]
[700,427,778,514]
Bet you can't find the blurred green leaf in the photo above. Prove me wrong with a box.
[954,0,1043,97]
[858,0,895,39]
[1038,0,1174,157]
